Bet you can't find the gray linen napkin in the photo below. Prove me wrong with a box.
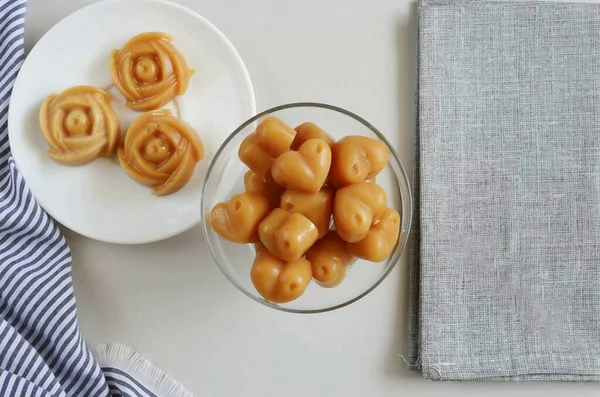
[410,0,600,380]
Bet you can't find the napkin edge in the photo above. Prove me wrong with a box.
[90,344,194,397]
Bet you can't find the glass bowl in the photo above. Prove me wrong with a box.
[201,102,412,313]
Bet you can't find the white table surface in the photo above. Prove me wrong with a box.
[22,0,600,396]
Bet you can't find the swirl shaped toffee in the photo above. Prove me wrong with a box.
[118,109,204,196]
[110,32,193,111]
[39,86,120,166]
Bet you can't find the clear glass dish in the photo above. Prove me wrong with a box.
[201,103,412,313]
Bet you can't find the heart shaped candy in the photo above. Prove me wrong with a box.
[244,170,284,209]
[258,208,318,262]
[255,117,296,157]
[209,192,270,243]
[329,136,390,188]
[238,134,273,176]
[305,231,355,288]
[348,207,401,262]
[271,138,332,194]
[292,122,335,150]
[280,187,334,239]
[333,182,387,243]
[238,117,297,176]
[251,249,313,303]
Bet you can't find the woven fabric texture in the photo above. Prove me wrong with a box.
[411,0,600,380]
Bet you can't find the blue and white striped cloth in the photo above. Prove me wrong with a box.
[1,1,192,396]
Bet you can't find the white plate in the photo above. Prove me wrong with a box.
[8,0,255,244]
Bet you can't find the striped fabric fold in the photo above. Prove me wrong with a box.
[0,1,193,395]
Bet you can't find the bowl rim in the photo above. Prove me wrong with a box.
[201,101,413,314]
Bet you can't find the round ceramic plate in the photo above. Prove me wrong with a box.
[8,0,255,244]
